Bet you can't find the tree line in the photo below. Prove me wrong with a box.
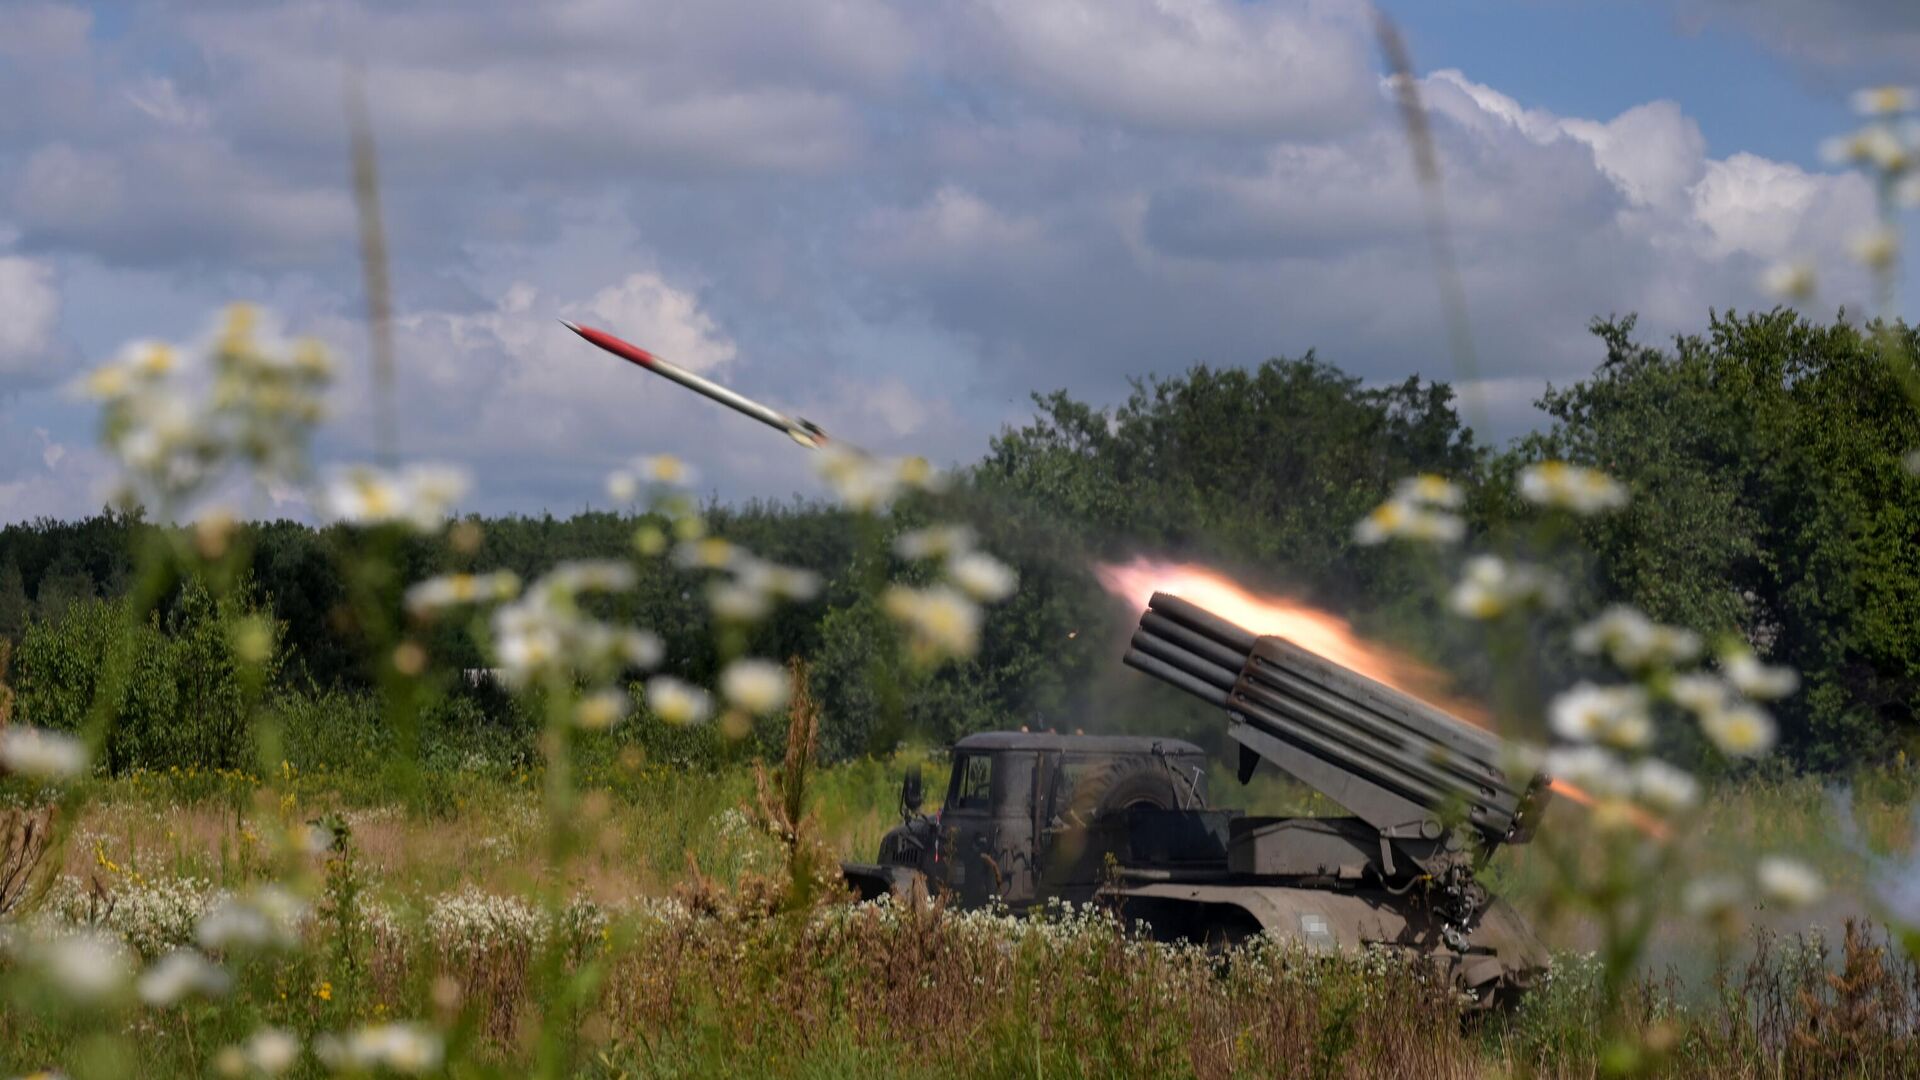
[2,309,1914,773]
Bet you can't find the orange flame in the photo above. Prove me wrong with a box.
[1096,556,1493,727]
[1546,778,1670,841]
[1097,558,1670,841]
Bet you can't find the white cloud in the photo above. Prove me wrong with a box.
[0,2,91,64]
[124,77,209,131]
[0,255,72,385]
[13,137,353,268]
[34,428,65,469]
[860,187,1047,268]
[960,0,1373,136]
[0,0,1894,522]
[178,0,902,176]
[1669,0,1920,68]
[14,144,126,228]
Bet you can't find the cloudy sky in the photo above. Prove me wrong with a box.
[1,0,1915,523]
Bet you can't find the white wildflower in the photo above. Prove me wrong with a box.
[894,454,945,492]
[1852,86,1917,117]
[322,464,470,532]
[894,525,976,560]
[673,537,739,571]
[1823,126,1896,167]
[490,603,562,687]
[1757,856,1825,909]
[404,570,521,616]
[1631,758,1700,815]
[197,885,307,950]
[1906,448,1920,476]
[735,559,821,602]
[1353,498,1464,545]
[1683,876,1745,920]
[315,1023,443,1076]
[1572,606,1701,669]
[720,659,789,715]
[618,628,663,668]
[488,562,657,687]
[816,446,905,511]
[633,524,669,556]
[884,584,984,661]
[1542,744,1631,799]
[79,341,174,400]
[646,677,713,725]
[606,470,639,502]
[1762,262,1816,302]
[1518,461,1628,514]
[1448,555,1561,620]
[1899,175,1920,210]
[573,688,630,731]
[405,465,471,529]
[1668,672,1733,717]
[1851,226,1900,271]
[1864,125,1911,172]
[294,823,335,856]
[708,580,773,622]
[1549,682,1653,749]
[0,726,88,781]
[1721,648,1800,700]
[82,361,135,400]
[1700,701,1778,758]
[35,930,134,1002]
[137,948,231,1006]
[637,454,693,486]
[544,559,635,595]
[243,1028,300,1075]
[947,551,1018,602]
[1392,473,1464,509]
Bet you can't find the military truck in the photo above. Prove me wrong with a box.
[842,592,1553,1000]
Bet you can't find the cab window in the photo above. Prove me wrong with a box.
[949,754,993,810]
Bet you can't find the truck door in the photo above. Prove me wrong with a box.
[941,751,1039,907]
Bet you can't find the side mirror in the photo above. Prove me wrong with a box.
[901,768,924,815]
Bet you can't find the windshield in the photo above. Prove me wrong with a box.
[948,753,993,810]
[945,752,1037,815]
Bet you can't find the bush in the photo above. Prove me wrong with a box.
[14,583,280,773]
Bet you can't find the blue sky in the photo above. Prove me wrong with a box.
[1387,1,1852,165]
[0,0,1914,523]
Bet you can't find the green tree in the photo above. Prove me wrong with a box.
[1516,311,1920,767]
[0,561,27,643]
[32,556,96,623]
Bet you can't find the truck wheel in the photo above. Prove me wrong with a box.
[1060,758,1183,826]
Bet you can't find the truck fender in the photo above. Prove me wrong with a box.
[840,861,928,903]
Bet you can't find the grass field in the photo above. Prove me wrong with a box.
[7,754,1919,1078]
[58,754,1918,916]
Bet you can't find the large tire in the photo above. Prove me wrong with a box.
[1059,757,1183,827]
[1044,757,1189,890]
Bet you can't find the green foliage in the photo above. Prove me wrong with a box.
[0,561,27,643]
[14,581,281,773]
[1519,312,1920,767]
[7,311,1920,770]
[979,357,1474,576]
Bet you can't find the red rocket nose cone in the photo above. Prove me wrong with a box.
[561,319,659,369]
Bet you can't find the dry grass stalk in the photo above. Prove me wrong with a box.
[0,805,54,917]
[0,638,13,726]
[751,657,839,911]
[0,641,54,919]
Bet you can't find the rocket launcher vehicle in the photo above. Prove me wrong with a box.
[1123,592,1550,867]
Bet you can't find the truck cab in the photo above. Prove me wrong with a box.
[846,732,1213,909]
